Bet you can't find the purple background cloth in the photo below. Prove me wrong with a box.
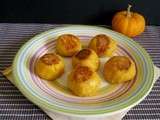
[0,24,160,120]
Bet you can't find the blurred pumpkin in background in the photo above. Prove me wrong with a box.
[112,4,145,37]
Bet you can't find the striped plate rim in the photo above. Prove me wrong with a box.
[13,25,154,116]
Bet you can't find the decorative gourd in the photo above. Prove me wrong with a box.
[112,4,145,37]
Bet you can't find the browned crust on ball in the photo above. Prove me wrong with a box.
[75,49,91,60]
[106,56,131,70]
[117,57,131,70]
[73,66,93,82]
[40,53,60,65]
[58,34,79,50]
[94,34,110,56]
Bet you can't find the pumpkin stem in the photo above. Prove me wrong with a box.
[127,4,132,17]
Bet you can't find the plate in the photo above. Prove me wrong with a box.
[13,25,154,117]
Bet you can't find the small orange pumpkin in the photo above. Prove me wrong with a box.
[112,4,145,37]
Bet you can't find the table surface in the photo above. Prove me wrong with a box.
[0,24,160,120]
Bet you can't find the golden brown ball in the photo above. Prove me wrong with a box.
[72,48,99,71]
[103,56,136,84]
[56,34,82,57]
[68,66,101,97]
[35,53,64,80]
[88,34,117,57]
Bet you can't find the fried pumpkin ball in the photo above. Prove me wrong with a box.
[35,53,64,80]
[68,66,101,97]
[72,48,99,71]
[56,34,82,57]
[103,56,136,84]
[88,34,117,57]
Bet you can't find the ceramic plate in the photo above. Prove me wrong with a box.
[13,25,154,117]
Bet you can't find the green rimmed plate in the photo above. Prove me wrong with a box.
[13,25,154,117]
